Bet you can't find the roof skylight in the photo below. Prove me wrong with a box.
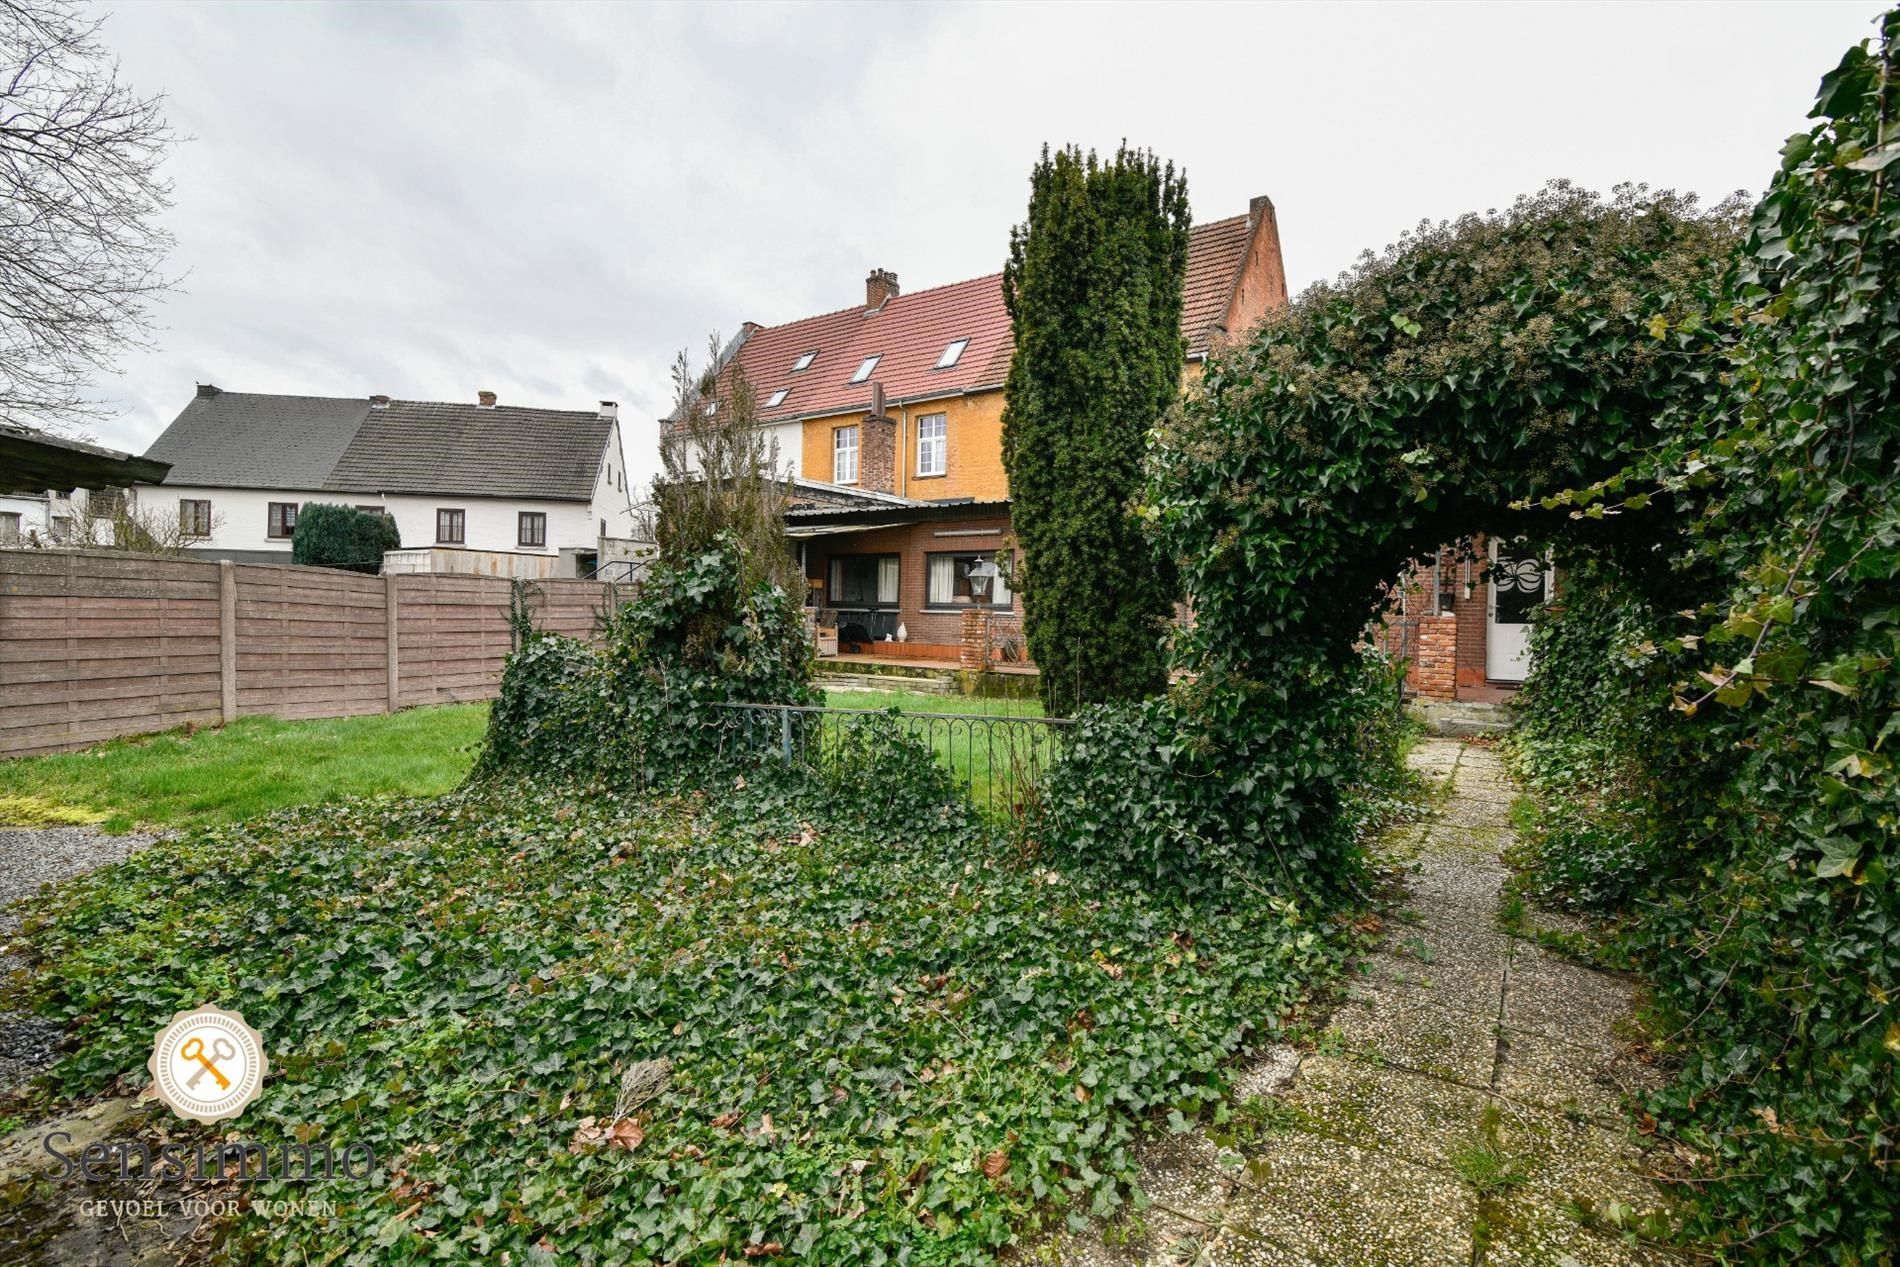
[765,388,790,408]
[791,351,816,372]
[849,355,881,384]
[936,338,969,369]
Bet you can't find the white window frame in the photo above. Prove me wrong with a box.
[935,338,969,369]
[916,413,947,477]
[765,388,790,408]
[833,425,859,485]
[791,351,815,372]
[849,355,880,384]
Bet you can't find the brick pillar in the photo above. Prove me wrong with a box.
[1410,614,1457,700]
[960,608,991,671]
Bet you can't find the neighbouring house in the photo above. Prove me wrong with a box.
[695,195,1291,665]
[135,386,641,577]
[2,423,172,548]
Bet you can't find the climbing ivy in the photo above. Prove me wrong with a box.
[1509,15,1900,1260]
[473,534,816,788]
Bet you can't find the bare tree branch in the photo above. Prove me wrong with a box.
[0,0,177,437]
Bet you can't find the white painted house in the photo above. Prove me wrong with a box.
[135,386,640,576]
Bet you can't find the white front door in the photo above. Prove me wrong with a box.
[1485,540,1549,682]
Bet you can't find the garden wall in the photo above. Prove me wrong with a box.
[0,549,620,757]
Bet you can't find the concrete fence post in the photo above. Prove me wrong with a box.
[385,572,401,713]
[218,560,238,723]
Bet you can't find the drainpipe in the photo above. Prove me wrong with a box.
[898,403,910,499]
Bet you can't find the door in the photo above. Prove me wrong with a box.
[1485,539,1549,682]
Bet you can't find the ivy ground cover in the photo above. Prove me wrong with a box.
[14,775,1352,1265]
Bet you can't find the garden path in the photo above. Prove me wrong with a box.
[1057,739,1682,1266]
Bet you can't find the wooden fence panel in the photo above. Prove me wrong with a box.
[0,550,618,757]
[0,551,225,757]
[393,573,516,708]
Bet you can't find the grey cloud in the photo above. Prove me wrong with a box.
[84,0,1887,492]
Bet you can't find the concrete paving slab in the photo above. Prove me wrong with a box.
[1211,1134,1475,1267]
[1327,979,1501,1085]
[1285,1056,1499,1171]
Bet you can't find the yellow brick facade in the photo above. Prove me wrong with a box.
[801,390,1010,502]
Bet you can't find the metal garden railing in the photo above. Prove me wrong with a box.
[715,702,1073,820]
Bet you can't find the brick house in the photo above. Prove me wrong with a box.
[703,195,1291,665]
[1375,540,1554,702]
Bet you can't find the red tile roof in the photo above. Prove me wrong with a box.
[726,211,1263,426]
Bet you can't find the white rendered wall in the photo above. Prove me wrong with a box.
[129,485,605,556]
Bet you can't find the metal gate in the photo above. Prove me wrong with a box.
[716,702,1072,819]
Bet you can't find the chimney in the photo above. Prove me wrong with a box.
[195,383,221,399]
[369,394,390,409]
[865,268,899,310]
[1248,194,1275,231]
[860,381,896,494]
[598,400,618,422]
[477,390,497,409]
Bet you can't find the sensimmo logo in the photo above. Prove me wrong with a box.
[147,1005,267,1124]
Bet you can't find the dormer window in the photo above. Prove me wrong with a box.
[935,338,969,369]
[706,400,718,416]
[791,351,816,372]
[850,355,881,384]
[765,388,790,408]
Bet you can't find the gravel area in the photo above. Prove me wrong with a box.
[0,827,158,1093]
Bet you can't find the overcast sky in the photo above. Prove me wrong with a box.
[87,0,1887,486]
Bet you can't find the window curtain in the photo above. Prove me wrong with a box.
[927,556,956,605]
[877,556,900,605]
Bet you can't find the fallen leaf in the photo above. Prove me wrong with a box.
[981,1149,1010,1180]
[607,1117,644,1151]
[742,1242,783,1258]
[1074,1084,1092,1104]
[710,1110,742,1130]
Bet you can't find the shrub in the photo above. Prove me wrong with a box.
[474,533,815,788]
[1036,649,1403,902]
[290,502,400,573]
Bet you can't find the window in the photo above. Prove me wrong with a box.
[267,502,300,539]
[518,511,547,548]
[916,413,947,477]
[849,354,880,384]
[828,554,899,608]
[765,388,790,409]
[935,338,969,369]
[0,512,19,544]
[927,552,1014,609]
[353,504,385,515]
[435,508,465,544]
[791,351,816,372]
[179,499,212,537]
[90,488,125,518]
[833,425,859,484]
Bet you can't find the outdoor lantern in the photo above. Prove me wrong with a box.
[966,559,998,601]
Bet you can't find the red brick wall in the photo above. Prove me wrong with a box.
[801,515,1019,653]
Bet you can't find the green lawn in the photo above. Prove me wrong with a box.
[821,687,1044,716]
[0,705,489,833]
[0,693,1027,835]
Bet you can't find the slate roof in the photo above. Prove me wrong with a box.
[144,391,371,490]
[325,401,610,501]
[724,204,1269,427]
[142,390,611,502]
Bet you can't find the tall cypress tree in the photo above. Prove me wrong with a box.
[1001,144,1189,716]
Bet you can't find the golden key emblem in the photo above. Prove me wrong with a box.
[179,1034,236,1090]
